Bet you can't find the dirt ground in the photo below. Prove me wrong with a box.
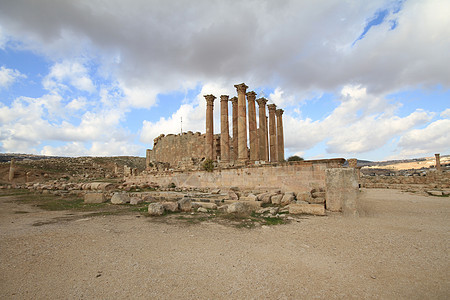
[0,188,448,299]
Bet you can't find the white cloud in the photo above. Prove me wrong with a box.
[41,140,143,157]
[0,66,26,88]
[43,61,95,93]
[440,108,450,118]
[396,119,450,157]
[284,85,433,155]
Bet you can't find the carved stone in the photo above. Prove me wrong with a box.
[204,94,216,160]
[276,109,284,162]
[230,97,238,161]
[234,83,248,162]
[220,95,230,162]
[247,91,258,162]
[256,98,268,162]
[268,104,277,162]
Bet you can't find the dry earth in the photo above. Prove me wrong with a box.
[1,189,449,299]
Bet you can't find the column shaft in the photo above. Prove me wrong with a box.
[230,97,238,161]
[256,97,268,161]
[247,91,258,162]
[234,83,248,162]
[276,109,284,162]
[268,104,277,162]
[204,94,216,160]
[220,95,230,162]
[265,116,269,161]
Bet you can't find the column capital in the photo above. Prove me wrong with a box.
[204,94,216,106]
[246,91,257,101]
[267,104,277,112]
[220,95,229,102]
[229,96,238,105]
[234,83,248,94]
[256,97,268,106]
[275,108,284,116]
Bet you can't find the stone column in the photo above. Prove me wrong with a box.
[230,97,238,161]
[268,104,277,162]
[234,83,248,162]
[265,116,269,161]
[220,95,230,162]
[256,97,268,162]
[204,94,216,160]
[247,91,258,162]
[348,158,360,179]
[435,153,442,172]
[276,109,284,162]
[8,158,15,182]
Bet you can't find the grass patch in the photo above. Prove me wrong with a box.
[262,216,285,225]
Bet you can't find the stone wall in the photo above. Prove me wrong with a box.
[129,159,345,195]
[360,171,450,190]
[147,132,206,168]
[147,131,231,168]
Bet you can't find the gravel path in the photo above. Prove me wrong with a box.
[1,189,449,299]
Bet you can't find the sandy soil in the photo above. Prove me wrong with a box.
[1,189,449,299]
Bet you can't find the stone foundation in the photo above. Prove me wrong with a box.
[128,158,347,195]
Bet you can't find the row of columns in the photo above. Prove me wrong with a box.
[204,83,284,164]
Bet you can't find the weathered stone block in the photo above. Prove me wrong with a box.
[178,198,192,212]
[271,194,283,205]
[148,203,164,216]
[162,201,179,212]
[111,193,130,204]
[427,190,443,196]
[308,197,325,204]
[289,203,325,216]
[130,197,143,205]
[281,192,295,206]
[325,168,359,215]
[227,202,246,213]
[192,202,217,210]
[84,193,106,204]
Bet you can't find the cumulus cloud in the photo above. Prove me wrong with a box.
[0,66,26,88]
[395,118,450,158]
[0,0,448,98]
[43,61,95,93]
[284,85,433,155]
[0,0,448,157]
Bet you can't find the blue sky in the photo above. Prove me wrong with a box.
[0,0,449,161]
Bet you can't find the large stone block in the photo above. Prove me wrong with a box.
[178,198,192,212]
[289,203,325,216]
[325,168,359,215]
[111,192,130,204]
[148,203,165,216]
[162,201,179,212]
[84,193,107,204]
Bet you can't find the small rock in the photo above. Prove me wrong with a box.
[197,207,208,213]
[211,189,221,194]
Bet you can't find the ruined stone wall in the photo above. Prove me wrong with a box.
[360,171,450,189]
[128,159,345,195]
[147,132,223,168]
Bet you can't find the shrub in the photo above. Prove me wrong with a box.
[202,159,214,172]
[287,155,304,162]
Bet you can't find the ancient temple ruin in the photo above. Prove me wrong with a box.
[146,83,285,169]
